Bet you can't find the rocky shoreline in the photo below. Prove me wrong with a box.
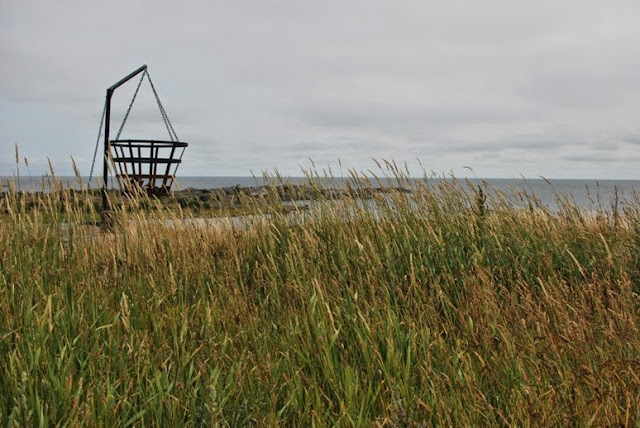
[1,183,412,217]
[173,183,411,200]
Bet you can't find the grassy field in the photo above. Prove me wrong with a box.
[1,165,639,425]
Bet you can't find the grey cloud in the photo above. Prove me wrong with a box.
[620,135,640,146]
[283,138,392,155]
[562,153,640,163]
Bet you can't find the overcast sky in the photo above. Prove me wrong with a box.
[2,0,640,178]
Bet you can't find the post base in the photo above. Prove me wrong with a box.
[100,210,116,231]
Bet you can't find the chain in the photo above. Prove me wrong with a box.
[88,99,107,183]
[115,71,146,141]
[146,71,179,141]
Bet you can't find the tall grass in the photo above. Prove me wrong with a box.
[1,164,639,425]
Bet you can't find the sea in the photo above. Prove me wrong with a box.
[2,175,639,213]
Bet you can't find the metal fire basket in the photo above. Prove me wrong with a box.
[89,64,189,210]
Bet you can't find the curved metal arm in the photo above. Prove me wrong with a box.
[102,65,148,211]
[107,64,147,93]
